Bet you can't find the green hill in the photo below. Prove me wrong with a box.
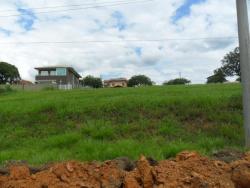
[0,84,244,164]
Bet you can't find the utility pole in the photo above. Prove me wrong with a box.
[179,72,182,79]
[236,0,250,147]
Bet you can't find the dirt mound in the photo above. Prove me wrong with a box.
[1,151,250,188]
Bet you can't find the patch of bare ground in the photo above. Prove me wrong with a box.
[1,151,250,188]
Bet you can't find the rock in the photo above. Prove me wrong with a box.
[51,164,70,179]
[31,174,36,180]
[146,157,158,166]
[124,173,141,188]
[243,152,250,162]
[0,168,8,175]
[213,149,243,163]
[100,161,125,188]
[137,155,154,188]
[66,162,74,172]
[113,157,135,171]
[176,151,200,162]
[231,160,250,188]
[9,166,30,180]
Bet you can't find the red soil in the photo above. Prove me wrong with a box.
[1,151,250,188]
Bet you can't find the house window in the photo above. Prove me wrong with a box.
[50,71,56,76]
[56,68,67,76]
[40,71,49,76]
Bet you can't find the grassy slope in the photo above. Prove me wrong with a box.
[0,84,244,164]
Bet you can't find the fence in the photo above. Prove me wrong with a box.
[1,84,57,91]
[0,83,81,91]
[58,84,73,90]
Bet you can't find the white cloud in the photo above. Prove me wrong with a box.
[0,0,239,84]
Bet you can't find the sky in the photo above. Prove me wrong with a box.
[0,0,239,84]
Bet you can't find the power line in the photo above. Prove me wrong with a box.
[0,0,153,18]
[0,37,238,45]
[0,0,139,12]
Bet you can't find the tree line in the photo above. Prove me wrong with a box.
[81,75,154,88]
[0,47,241,87]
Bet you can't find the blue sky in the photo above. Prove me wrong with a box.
[172,0,206,22]
[134,47,142,57]
[112,11,127,31]
[0,0,238,84]
[17,8,37,31]
[0,27,12,36]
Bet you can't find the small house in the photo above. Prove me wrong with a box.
[104,78,128,88]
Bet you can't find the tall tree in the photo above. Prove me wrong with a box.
[163,78,191,85]
[207,68,227,84]
[0,62,21,84]
[81,75,103,88]
[128,75,153,87]
[221,47,241,79]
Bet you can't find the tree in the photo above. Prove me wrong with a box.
[0,62,21,84]
[163,78,191,85]
[127,75,153,87]
[221,47,241,80]
[81,75,103,88]
[207,68,227,84]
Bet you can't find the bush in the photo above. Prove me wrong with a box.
[163,78,191,85]
[0,87,5,94]
[0,62,21,84]
[207,69,227,84]
[81,75,103,88]
[42,86,57,91]
[0,85,14,94]
[128,75,153,87]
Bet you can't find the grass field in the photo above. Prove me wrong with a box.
[0,84,244,165]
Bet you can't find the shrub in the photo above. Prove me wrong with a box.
[42,86,57,91]
[128,75,153,87]
[163,78,191,85]
[0,85,14,94]
[81,75,103,88]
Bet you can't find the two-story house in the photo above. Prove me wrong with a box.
[35,66,81,88]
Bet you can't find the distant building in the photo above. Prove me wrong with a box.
[104,78,128,88]
[35,66,81,89]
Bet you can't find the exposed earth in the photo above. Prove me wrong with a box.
[0,151,250,188]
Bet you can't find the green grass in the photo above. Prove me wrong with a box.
[0,84,245,165]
